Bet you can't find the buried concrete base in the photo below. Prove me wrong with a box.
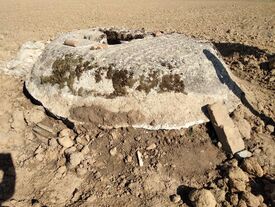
[22,28,242,130]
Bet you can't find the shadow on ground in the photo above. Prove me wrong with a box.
[203,48,275,127]
[0,153,16,206]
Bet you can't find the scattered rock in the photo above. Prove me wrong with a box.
[228,166,249,192]
[109,147,117,156]
[170,194,181,203]
[241,157,264,177]
[136,151,144,167]
[207,102,245,154]
[67,152,84,168]
[189,189,217,207]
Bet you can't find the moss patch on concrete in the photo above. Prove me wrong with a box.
[41,54,96,93]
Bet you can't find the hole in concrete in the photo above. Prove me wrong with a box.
[102,29,145,45]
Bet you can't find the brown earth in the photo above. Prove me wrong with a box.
[0,0,275,207]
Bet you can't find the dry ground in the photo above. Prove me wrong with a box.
[0,0,274,207]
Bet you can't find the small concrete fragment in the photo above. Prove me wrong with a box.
[3,41,45,77]
[235,150,252,159]
[207,102,245,154]
[136,150,144,167]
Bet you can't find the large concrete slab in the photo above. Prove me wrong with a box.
[25,28,241,129]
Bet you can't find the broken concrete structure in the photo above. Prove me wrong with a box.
[24,28,242,129]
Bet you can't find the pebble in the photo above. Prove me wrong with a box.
[109,147,117,156]
[57,137,74,148]
[266,124,274,133]
[170,194,181,203]
[189,189,217,207]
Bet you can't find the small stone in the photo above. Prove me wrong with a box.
[109,147,117,156]
[146,143,157,150]
[67,152,84,168]
[217,142,222,148]
[266,125,274,133]
[228,166,249,192]
[235,150,252,159]
[189,189,217,207]
[241,157,264,177]
[125,155,133,163]
[58,137,74,148]
[59,128,74,139]
[241,192,261,207]
[136,151,144,167]
[170,194,181,203]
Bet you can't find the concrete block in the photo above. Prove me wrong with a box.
[207,102,245,154]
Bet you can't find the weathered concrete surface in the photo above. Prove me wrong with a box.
[207,102,245,154]
[25,28,242,129]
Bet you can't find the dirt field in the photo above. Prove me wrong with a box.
[0,0,274,207]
